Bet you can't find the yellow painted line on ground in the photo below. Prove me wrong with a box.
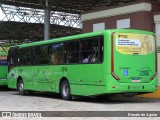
[139,87,160,98]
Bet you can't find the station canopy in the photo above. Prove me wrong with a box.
[0,0,157,46]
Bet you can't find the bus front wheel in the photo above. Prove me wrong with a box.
[18,79,25,95]
[60,80,72,100]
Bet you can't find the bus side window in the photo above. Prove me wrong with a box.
[99,37,104,63]
[8,48,17,69]
[38,45,49,65]
[20,48,27,66]
[64,40,79,64]
[30,47,38,65]
[8,50,12,68]
[13,49,18,66]
[51,43,63,64]
[80,37,100,63]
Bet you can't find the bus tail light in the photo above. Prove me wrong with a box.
[111,72,120,80]
[111,32,120,80]
[150,35,157,80]
[150,73,157,80]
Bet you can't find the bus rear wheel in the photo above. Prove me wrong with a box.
[18,79,25,95]
[60,80,72,100]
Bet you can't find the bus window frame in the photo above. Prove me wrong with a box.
[8,35,104,69]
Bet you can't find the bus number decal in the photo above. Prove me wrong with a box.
[140,70,149,76]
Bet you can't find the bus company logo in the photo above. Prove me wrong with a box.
[118,34,128,38]
[2,112,11,117]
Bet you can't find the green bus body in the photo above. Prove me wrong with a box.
[7,29,158,98]
[0,52,8,86]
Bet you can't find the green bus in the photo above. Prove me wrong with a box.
[0,52,8,86]
[7,29,158,100]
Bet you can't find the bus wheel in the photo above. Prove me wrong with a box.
[18,80,25,95]
[60,80,72,100]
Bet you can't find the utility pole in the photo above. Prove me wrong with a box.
[44,0,50,40]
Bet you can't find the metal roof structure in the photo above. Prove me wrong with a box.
[1,0,139,14]
[0,0,159,46]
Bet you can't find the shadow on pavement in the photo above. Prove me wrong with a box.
[8,90,160,104]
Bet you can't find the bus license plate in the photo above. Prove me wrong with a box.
[132,79,140,82]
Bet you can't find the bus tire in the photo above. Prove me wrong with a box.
[17,79,25,95]
[60,80,72,100]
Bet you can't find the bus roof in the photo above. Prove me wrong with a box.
[13,30,103,49]
[11,29,155,49]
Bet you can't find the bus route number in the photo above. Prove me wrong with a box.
[140,70,149,76]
